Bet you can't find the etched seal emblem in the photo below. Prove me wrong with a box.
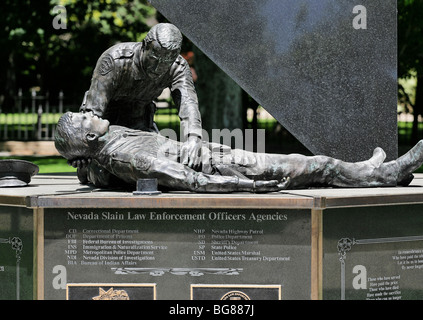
[221,290,251,300]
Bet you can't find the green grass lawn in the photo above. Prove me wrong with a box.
[0,155,76,174]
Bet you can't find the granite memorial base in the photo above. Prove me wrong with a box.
[1,174,423,300]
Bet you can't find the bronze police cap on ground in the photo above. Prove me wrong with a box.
[0,160,39,187]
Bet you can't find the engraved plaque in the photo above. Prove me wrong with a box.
[43,208,311,300]
[323,205,423,300]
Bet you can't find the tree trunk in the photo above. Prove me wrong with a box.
[193,47,243,143]
[3,51,17,112]
[412,74,423,144]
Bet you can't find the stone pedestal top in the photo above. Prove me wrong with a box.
[2,173,423,210]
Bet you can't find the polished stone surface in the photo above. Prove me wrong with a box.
[149,0,398,161]
[3,173,423,209]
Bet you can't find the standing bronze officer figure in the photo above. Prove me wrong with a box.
[75,23,203,184]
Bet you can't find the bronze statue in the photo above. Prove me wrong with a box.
[77,23,202,173]
[54,111,423,193]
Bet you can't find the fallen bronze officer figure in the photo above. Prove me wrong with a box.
[54,112,423,193]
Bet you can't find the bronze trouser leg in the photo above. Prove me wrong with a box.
[261,152,399,189]
[318,141,423,188]
[221,142,423,189]
[322,159,398,188]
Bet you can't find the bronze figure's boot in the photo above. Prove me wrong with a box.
[396,140,423,186]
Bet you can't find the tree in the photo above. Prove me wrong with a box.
[398,0,423,143]
[0,0,156,111]
[193,47,244,137]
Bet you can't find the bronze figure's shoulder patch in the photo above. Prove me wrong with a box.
[111,48,134,59]
[134,154,152,171]
[99,54,114,76]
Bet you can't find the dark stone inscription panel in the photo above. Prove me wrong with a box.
[0,207,33,300]
[44,208,311,300]
[323,204,423,300]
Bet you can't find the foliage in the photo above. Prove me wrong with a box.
[398,0,423,79]
[0,0,156,111]
[398,0,423,109]
[398,0,423,143]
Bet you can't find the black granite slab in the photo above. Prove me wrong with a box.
[150,0,398,161]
